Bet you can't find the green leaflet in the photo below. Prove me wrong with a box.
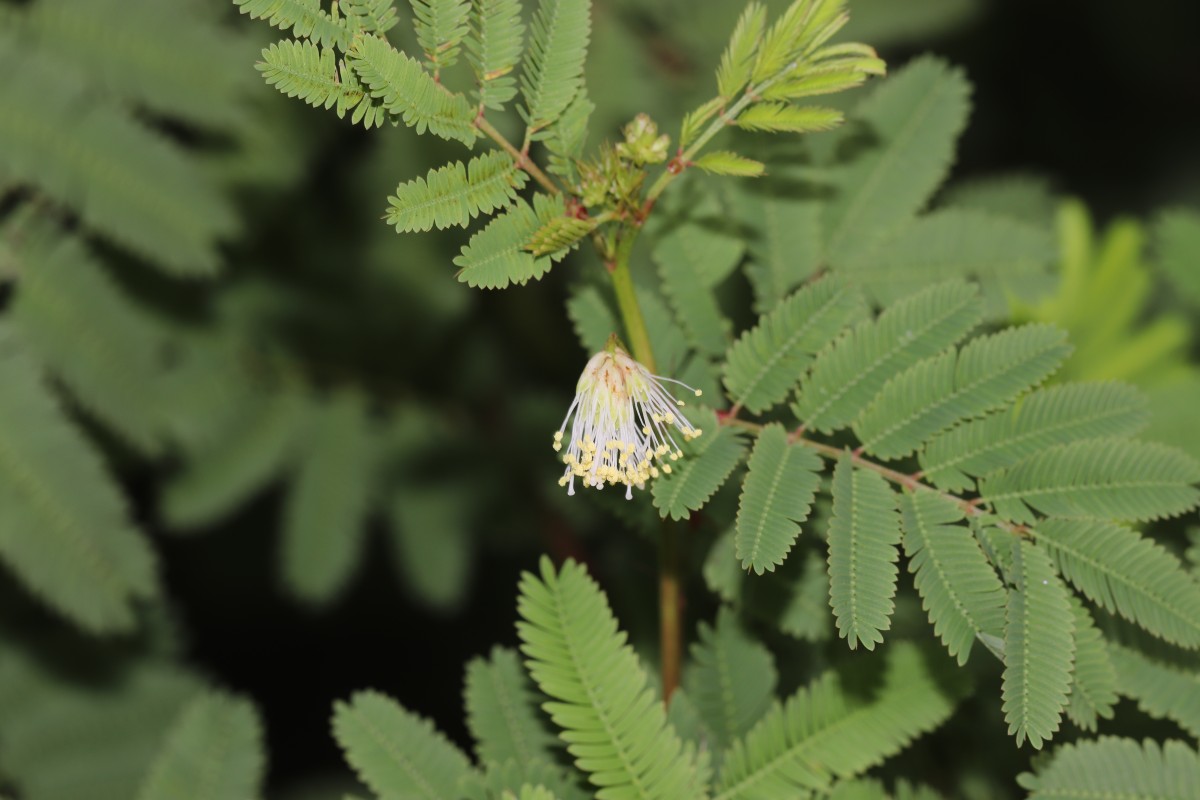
[464,646,558,766]
[1033,518,1200,649]
[348,33,478,144]
[733,183,822,314]
[281,390,375,604]
[793,281,983,433]
[516,557,709,800]
[135,692,265,800]
[235,0,360,51]
[1063,596,1118,732]
[820,55,971,266]
[1109,643,1200,740]
[900,491,1006,666]
[410,0,472,72]
[938,172,1057,225]
[0,46,237,276]
[827,454,901,651]
[654,219,744,356]
[461,759,586,800]
[919,381,1150,492]
[566,284,617,355]
[1156,209,1200,311]
[386,150,527,232]
[0,327,157,634]
[653,409,748,521]
[840,208,1056,312]
[1018,737,1200,799]
[716,3,766,99]
[854,324,1071,460]
[723,278,866,414]
[692,152,766,177]
[684,607,777,752]
[456,194,564,289]
[715,642,962,800]
[1001,540,1075,750]
[526,214,598,256]
[545,90,593,179]
[259,40,388,128]
[388,482,472,612]
[332,690,475,799]
[162,386,307,531]
[11,232,174,455]
[704,529,742,605]
[518,0,591,130]
[735,103,844,134]
[734,425,822,574]
[467,0,525,110]
[981,439,1200,524]
[344,0,399,34]
[770,550,833,643]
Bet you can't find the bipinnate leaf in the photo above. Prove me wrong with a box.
[387,150,527,232]
[332,690,474,799]
[735,425,822,574]
[282,390,374,604]
[900,491,1006,666]
[827,454,901,651]
[793,282,983,433]
[348,33,478,144]
[715,642,962,800]
[136,692,264,800]
[693,152,766,177]
[653,409,748,521]
[821,56,971,266]
[1063,596,1117,732]
[456,194,564,289]
[684,607,777,751]
[518,0,591,129]
[0,327,157,633]
[258,40,387,128]
[1018,737,1200,799]
[411,0,472,72]
[236,0,359,51]
[723,278,866,414]
[920,382,1149,492]
[464,646,557,766]
[517,557,709,799]
[1109,643,1200,740]
[1033,518,1200,649]
[467,0,525,110]
[855,324,1071,460]
[344,0,399,34]
[654,219,743,356]
[525,214,597,257]
[981,440,1200,525]
[1002,540,1075,750]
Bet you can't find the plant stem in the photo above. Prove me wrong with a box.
[606,224,685,703]
[475,116,562,196]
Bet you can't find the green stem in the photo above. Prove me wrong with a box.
[608,230,656,371]
[475,116,562,196]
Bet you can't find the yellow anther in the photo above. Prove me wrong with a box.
[694,389,703,397]
[662,464,673,474]
[642,425,651,434]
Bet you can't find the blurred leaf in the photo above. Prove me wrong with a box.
[387,482,472,612]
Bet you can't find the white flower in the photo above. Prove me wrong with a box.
[554,345,703,499]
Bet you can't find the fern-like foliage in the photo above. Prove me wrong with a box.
[518,0,591,131]
[714,642,962,800]
[348,33,478,144]
[654,220,743,357]
[683,607,777,753]
[723,279,866,414]
[1033,518,1200,649]
[332,690,476,798]
[135,692,264,800]
[715,3,766,100]
[919,382,1150,492]
[735,103,843,134]
[853,324,1071,460]
[467,0,525,110]
[516,557,709,799]
[653,409,748,521]
[235,0,359,51]
[411,0,472,73]
[1001,540,1075,750]
[281,390,374,603]
[345,0,399,34]
[0,326,158,634]
[464,646,559,767]
[900,491,1006,666]
[1109,644,1200,740]
[981,440,1200,524]
[1018,737,1200,799]
[827,455,901,651]
[793,282,983,433]
[735,424,822,574]
[258,40,387,128]
[387,150,527,232]
[1063,596,1118,732]
[455,194,564,289]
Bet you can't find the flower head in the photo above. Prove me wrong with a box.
[554,345,703,499]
